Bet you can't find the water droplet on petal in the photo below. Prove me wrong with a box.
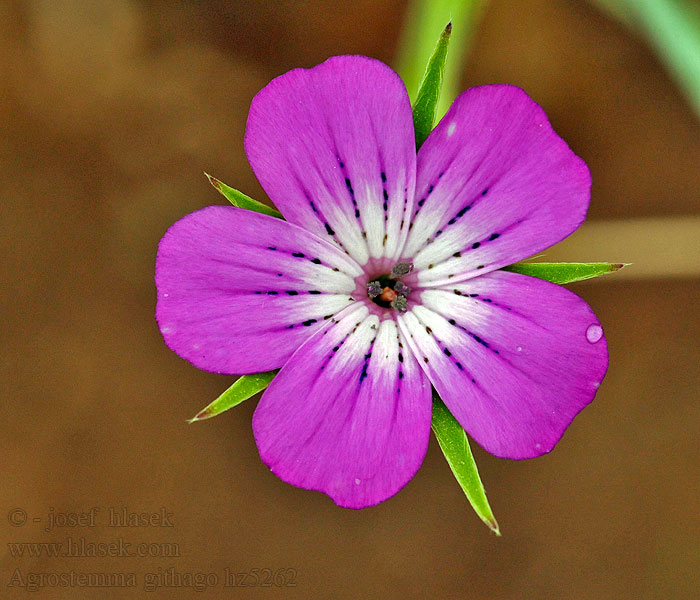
[354,478,361,485]
[516,346,522,352]
[586,324,603,344]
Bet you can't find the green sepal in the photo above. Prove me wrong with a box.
[188,370,278,423]
[412,22,452,150]
[205,172,283,219]
[432,391,500,535]
[502,262,627,284]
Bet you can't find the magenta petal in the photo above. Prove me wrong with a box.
[155,206,362,374]
[245,56,417,265]
[253,304,432,508]
[398,270,608,459]
[403,85,591,286]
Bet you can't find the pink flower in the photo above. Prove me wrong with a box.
[156,56,608,508]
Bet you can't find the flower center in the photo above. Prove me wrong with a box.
[366,262,413,313]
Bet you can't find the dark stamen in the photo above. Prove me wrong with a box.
[391,296,408,313]
[367,281,382,299]
[394,281,410,297]
[367,261,414,312]
[390,262,413,278]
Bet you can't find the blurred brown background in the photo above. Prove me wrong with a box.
[2,0,699,598]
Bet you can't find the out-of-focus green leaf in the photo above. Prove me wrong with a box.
[188,370,278,423]
[432,392,500,535]
[502,262,627,284]
[590,0,700,119]
[396,0,488,121]
[412,22,453,149]
[205,172,283,219]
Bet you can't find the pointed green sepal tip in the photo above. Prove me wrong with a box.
[204,172,284,219]
[188,405,220,425]
[488,518,502,536]
[204,171,224,192]
[188,370,278,423]
[431,391,501,534]
[412,21,452,150]
[502,262,628,285]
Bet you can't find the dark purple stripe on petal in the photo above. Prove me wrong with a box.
[406,84,590,284]
[252,307,432,508]
[155,206,361,374]
[245,55,417,263]
[399,270,608,460]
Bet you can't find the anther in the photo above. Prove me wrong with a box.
[394,281,410,297]
[390,262,414,278]
[367,281,382,299]
[391,295,409,313]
